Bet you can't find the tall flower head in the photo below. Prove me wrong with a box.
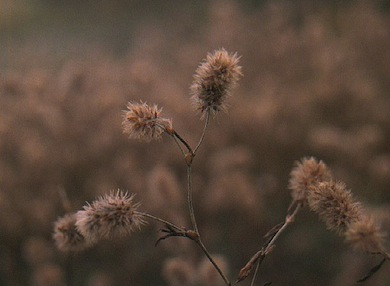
[75,191,145,243]
[288,157,332,203]
[122,101,173,142]
[53,213,91,252]
[190,48,242,116]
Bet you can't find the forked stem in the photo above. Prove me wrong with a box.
[166,117,230,285]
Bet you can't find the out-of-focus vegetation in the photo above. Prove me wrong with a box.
[1,1,390,285]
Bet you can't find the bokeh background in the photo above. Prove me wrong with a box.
[1,0,390,285]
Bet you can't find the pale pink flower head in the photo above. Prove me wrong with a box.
[75,190,145,243]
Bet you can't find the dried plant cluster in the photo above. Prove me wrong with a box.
[52,48,389,286]
[2,1,390,286]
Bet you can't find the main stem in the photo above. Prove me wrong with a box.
[187,164,231,286]
[196,239,232,286]
[187,165,199,233]
[169,112,231,286]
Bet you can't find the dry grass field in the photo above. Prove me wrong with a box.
[1,1,390,285]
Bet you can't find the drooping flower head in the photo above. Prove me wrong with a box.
[75,190,145,243]
[344,215,386,254]
[307,181,363,234]
[288,157,332,203]
[190,48,242,117]
[53,213,91,252]
[122,101,173,142]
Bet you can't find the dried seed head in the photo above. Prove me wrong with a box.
[122,101,173,142]
[53,213,91,252]
[307,181,363,234]
[190,48,242,116]
[288,157,332,203]
[345,215,386,254]
[75,190,145,243]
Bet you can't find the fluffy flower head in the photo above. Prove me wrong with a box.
[76,190,145,243]
[122,101,173,142]
[345,215,386,254]
[288,157,332,203]
[190,48,242,116]
[307,181,363,233]
[53,213,91,252]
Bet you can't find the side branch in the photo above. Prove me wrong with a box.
[237,202,302,283]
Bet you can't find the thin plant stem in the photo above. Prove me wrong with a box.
[237,202,302,284]
[187,163,231,285]
[265,202,301,255]
[170,132,187,157]
[163,113,230,285]
[196,239,232,286]
[187,165,199,234]
[173,131,193,155]
[250,259,261,286]
[194,111,210,154]
[135,211,184,232]
[157,123,192,157]
[250,202,302,284]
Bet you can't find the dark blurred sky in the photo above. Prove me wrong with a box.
[2,0,390,69]
[1,1,216,70]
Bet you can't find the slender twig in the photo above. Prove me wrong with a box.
[358,258,387,282]
[196,238,232,286]
[173,131,194,155]
[170,132,187,157]
[187,165,199,234]
[250,203,301,283]
[135,211,184,232]
[237,202,302,284]
[250,258,261,286]
[194,111,210,154]
[264,202,301,255]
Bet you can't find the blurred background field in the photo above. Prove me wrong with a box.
[1,0,390,285]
